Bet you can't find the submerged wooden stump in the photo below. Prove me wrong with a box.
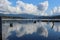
[10,23,13,27]
[34,21,36,23]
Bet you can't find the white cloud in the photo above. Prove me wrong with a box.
[37,1,48,16]
[0,0,48,16]
[0,0,12,14]
[37,1,48,12]
[16,1,38,15]
[51,6,60,15]
[16,0,49,15]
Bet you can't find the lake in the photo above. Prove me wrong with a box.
[2,22,60,40]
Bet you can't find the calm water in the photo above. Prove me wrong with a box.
[2,22,60,40]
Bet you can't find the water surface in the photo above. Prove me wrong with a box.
[2,22,60,40]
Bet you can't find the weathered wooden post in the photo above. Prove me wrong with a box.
[0,17,2,40]
[34,21,36,23]
[10,23,13,27]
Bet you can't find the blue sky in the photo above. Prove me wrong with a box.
[8,0,60,11]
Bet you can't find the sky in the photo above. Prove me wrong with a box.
[0,0,60,16]
[8,0,60,7]
[8,0,60,10]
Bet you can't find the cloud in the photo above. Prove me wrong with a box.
[51,6,60,15]
[0,0,12,14]
[37,1,48,12]
[0,0,48,16]
[16,1,38,15]
[16,0,49,15]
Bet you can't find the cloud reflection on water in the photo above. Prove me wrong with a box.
[2,22,60,40]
